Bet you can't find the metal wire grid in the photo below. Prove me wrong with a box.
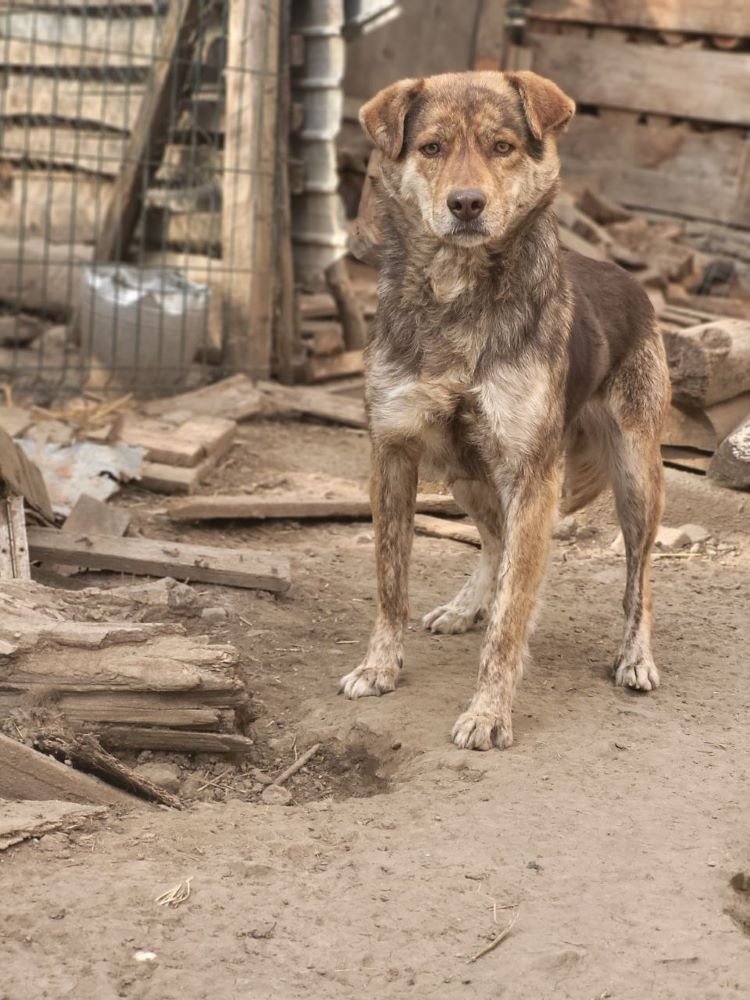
[0,0,280,402]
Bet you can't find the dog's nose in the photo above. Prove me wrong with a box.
[447,189,486,222]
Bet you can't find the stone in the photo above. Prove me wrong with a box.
[679,523,711,544]
[201,606,228,624]
[552,516,578,541]
[132,762,182,795]
[709,417,750,490]
[261,784,292,806]
[655,526,690,551]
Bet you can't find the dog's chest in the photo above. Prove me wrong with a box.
[369,358,550,467]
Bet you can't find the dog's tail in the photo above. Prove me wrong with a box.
[560,419,610,515]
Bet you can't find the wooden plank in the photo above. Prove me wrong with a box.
[26,528,292,591]
[558,115,750,228]
[0,800,107,853]
[473,0,506,70]
[0,493,30,580]
[143,373,265,421]
[0,731,142,807]
[52,492,131,576]
[137,425,234,493]
[97,727,255,754]
[0,406,33,437]
[662,395,750,453]
[0,425,54,520]
[120,414,236,467]
[94,0,202,261]
[304,350,365,383]
[661,446,710,474]
[532,34,750,127]
[0,10,164,68]
[528,1,750,37]
[167,491,461,522]
[222,0,280,377]
[414,514,481,547]
[258,380,367,428]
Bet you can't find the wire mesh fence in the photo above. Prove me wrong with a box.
[0,0,282,403]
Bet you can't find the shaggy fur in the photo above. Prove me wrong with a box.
[339,71,670,750]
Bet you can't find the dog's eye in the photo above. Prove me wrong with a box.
[420,141,441,157]
[494,141,514,155]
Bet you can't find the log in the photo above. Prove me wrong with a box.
[26,529,291,591]
[0,800,107,852]
[33,732,180,808]
[169,491,461,522]
[662,395,750,453]
[222,0,280,376]
[708,417,750,490]
[663,320,750,407]
[325,258,368,351]
[661,446,711,474]
[94,0,202,261]
[0,731,142,807]
[414,514,481,547]
[97,727,255,754]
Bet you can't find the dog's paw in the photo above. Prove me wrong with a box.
[339,662,400,699]
[423,603,481,635]
[614,656,660,692]
[451,710,512,751]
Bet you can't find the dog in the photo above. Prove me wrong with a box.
[338,70,670,750]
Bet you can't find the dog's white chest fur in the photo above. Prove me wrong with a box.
[369,358,551,468]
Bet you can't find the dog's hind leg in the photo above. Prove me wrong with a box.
[423,479,502,635]
[340,442,419,698]
[606,343,669,692]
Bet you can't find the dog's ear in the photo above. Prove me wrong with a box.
[505,71,575,139]
[359,78,425,159]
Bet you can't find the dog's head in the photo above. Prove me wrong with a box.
[360,71,574,246]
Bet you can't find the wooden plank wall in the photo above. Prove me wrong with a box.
[526,2,750,228]
[0,4,226,285]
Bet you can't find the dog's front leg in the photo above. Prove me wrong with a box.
[340,441,419,698]
[452,466,560,750]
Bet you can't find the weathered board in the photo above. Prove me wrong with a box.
[558,116,750,228]
[0,425,54,520]
[531,34,750,127]
[0,731,141,807]
[26,528,292,592]
[528,1,750,37]
[168,491,461,522]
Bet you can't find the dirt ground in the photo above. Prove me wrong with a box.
[2,417,749,1000]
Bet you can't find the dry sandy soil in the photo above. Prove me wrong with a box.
[1,417,749,1000]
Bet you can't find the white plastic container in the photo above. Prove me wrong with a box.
[80,265,209,394]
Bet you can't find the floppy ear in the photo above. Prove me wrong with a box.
[359,78,425,159]
[505,71,575,139]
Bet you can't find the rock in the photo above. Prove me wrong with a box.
[261,784,292,806]
[201,606,228,624]
[611,525,691,554]
[251,767,274,786]
[679,523,711,544]
[180,773,206,799]
[655,526,690,551]
[709,417,750,490]
[133,762,182,795]
[552,516,578,541]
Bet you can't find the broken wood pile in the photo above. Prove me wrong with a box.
[524,3,750,229]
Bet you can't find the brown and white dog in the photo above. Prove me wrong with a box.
[339,71,670,750]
